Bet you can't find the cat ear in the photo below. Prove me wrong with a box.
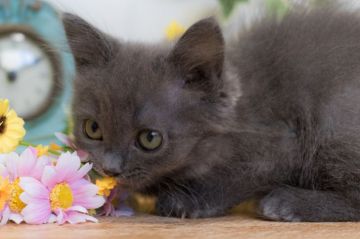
[62,13,114,70]
[169,18,224,90]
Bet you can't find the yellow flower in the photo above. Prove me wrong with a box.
[0,99,26,153]
[0,176,10,212]
[35,143,63,157]
[165,21,186,41]
[8,178,26,213]
[50,183,74,210]
[35,145,50,157]
[96,177,117,197]
[49,143,62,151]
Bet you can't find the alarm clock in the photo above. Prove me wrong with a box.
[0,0,75,144]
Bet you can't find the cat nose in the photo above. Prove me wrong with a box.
[102,162,123,177]
[102,151,124,177]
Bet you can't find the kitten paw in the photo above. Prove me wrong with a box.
[156,195,224,219]
[156,198,196,218]
[258,189,302,222]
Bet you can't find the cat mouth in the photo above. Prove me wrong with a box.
[88,154,150,188]
[92,163,109,177]
[93,163,149,188]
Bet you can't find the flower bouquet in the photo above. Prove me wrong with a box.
[0,99,128,225]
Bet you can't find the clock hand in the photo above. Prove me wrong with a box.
[4,57,43,83]
[31,57,42,66]
[0,62,15,83]
[16,57,43,73]
[7,71,17,83]
[6,57,43,83]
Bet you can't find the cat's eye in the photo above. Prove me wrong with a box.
[83,119,103,140]
[137,129,163,151]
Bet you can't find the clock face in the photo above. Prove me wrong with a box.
[0,31,60,120]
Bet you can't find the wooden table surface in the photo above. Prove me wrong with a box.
[1,213,360,239]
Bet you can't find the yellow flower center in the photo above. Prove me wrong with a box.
[0,177,10,212]
[0,116,6,134]
[8,178,26,213]
[50,183,74,210]
[0,99,26,154]
[96,177,117,197]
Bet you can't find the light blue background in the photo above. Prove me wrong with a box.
[0,0,75,144]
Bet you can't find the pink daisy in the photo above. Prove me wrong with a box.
[20,152,105,225]
[0,148,50,225]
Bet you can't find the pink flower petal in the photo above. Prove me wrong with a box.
[67,206,88,214]
[9,213,23,224]
[17,148,36,177]
[28,147,38,156]
[66,213,87,224]
[22,203,51,225]
[56,209,65,225]
[84,215,98,223]
[5,153,20,180]
[66,212,98,224]
[19,192,32,205]
[67,163,92,182]
[48,214,57,224]
[41,166,58,189]
[0,163,8,177]
[55,152,81,181]
[0,207,10,225]
[55,133,90,162]
[77,150,89,163]
[70,180,99,198]
[20,192,47,205]
[55,132,73,147]
[32,156,51,180]
[20,177,49,199]
[0,154,5,164]
[73,195,105,209]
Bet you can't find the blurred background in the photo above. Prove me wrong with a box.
[46,0,222,43]
[44,0,299,42]
[0,0,358,145]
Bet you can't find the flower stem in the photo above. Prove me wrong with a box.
[19,141,33,147]
[20,141,61,156]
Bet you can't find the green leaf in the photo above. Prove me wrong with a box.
[265,0,289,19]
[219,0,248,17]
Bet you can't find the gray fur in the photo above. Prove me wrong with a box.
[63,7,360,221]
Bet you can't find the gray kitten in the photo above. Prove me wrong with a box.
[63,7,360,221]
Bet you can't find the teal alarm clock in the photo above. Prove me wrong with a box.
[0,0,75,144]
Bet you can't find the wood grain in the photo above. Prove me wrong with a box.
[1,213,360,239]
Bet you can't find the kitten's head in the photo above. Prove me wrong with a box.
[63,14,239,191]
